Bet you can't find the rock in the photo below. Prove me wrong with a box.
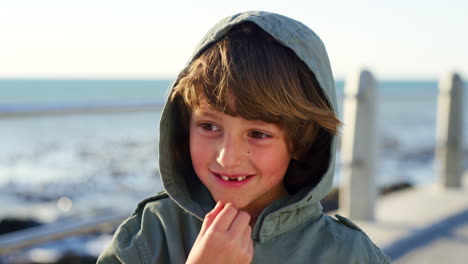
[321,188,339,213]
[55,251,97,264]
[320,181,414,213]
[379,181,413,195]
[0,218,42,235]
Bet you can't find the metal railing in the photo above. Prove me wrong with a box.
[0,212,128,255]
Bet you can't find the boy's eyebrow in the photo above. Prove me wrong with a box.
[193,109,221,120]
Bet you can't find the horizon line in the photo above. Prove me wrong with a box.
[0,77,454,82]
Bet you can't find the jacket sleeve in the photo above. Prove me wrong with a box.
[352,227,392,263]
[333,215,391,263]
[97,206,170,264]
[359,235,392,264]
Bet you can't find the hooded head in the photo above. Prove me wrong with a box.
[159,11,340,226]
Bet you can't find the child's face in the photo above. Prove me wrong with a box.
[189,98,291,215]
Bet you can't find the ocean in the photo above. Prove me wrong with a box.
[0,79,467,224]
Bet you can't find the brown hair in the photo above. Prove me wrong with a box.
[170,22,340,192]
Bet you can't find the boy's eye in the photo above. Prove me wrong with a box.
[199,123,220,132]
[249,131,271,139]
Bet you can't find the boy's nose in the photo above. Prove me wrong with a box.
[216,135,245,168]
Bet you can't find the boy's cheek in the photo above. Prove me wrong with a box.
[190,136,215,177]
[190,136,211,156]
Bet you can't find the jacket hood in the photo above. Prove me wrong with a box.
[158,11,338,239]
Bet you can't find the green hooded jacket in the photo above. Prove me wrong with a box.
[98,11,391,264]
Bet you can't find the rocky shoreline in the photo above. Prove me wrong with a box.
[321,181,413,213]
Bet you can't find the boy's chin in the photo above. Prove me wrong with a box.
[213,197,249,210]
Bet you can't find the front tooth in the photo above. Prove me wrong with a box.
[221,176,229,181]
[237,176,246,181]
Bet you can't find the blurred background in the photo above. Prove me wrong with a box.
[1,0,467,263]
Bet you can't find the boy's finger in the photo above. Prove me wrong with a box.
[227,210,250,236]
[210,203,238,232]
[241,225,253,250]
[200,201,224,235]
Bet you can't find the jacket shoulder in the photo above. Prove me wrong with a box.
[323,214,391,263]
[97,191,182,264]
[132,191,170,215]
[334,214,365,232]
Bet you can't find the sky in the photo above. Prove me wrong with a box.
[1,0,467,80]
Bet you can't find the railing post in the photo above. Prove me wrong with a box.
[436,72,464,188]
[339,69,377,221]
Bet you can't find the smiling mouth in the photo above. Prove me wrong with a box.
[212,173,252,182]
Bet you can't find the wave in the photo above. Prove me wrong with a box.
[0,101,165,117]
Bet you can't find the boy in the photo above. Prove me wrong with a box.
[98,11,390,263]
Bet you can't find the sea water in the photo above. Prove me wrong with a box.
[0,79,467,222]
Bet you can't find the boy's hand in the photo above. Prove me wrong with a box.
[186,202,253,264]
